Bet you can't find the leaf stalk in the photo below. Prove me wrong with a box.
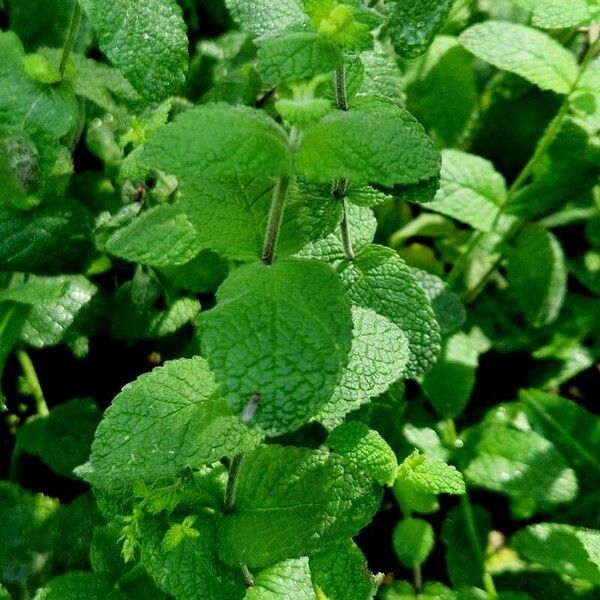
[59,1,82,78]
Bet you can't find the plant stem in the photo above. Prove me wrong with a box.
[413,565,423,593]
[448,33,600,296]
[261,176,291,265]
[59,1,82,78]
[224,454,243,514]
[340,200,355,260]
[241,565,255,587]
[17,350,49,416]
[334,66,349,112]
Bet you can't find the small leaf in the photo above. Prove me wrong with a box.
[337,244,441,379]
[247,558,316,600]
[309,541,378,600]
[79,0,188,102]
[297,102,440,188]
[225,0,309,38]
[529,0,600,29]
[386,0,455,58]
[512,523,600,585]
[459,21,578,95]
[395,450,465,497]
[328,422,398,486]
[141,104,292,180]
[257,32,343,84]
[507,225,567,328]
[217,445,382,567]
[83,357,261,490]
[201,259,353,435]
[392,517,435,568]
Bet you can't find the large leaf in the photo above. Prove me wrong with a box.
[82,357,261,490]
[386,0,455,58]
[460,21,578,95]
[247,558,316,600]
[225,0,309,37]
[217,445,382,567]
[141,104,292,180]
[201,259,353,435]
[297,102,440,188]
[337,244,441,379]
[512,523,600,585]
[507,225,567,328]
[79,0,188,101]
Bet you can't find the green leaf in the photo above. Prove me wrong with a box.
[460,424,578,511]
[386,0,455,58]
[328,422,398,486]
[0,278,67,305]
[441,504,490,588]
[21,276,97,348]
[381,581,456,600]
[158,250,228,294]
[247,558,316,600]
[297,102,441,188]
[0,303,28,408]
[106,205,202,268]
[337,244,441,379]
[426,150,509,233]
[459,21,578,95]
[395,450,465,497]
[309,541,378,600]
[512,523,600,585]
[141,104,292,180]
[79,0,188,102]
[529,0,600,29]
[82,357,261,491]
[518,389,600,477]
[359,40,405,106]
[33,572,119,600]
[507,225,567,328]
[392,517,435,568]
[411,269,466,336]
[257,32,343,84]
[315,306,409,430]
[140,512,246,600]
[15,398,102,478]
[422,332,480,418]
[201,259,353,435]
[217,445,382,567]
[225,0,309,37]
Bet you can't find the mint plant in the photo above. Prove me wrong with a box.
[2,0,600,599]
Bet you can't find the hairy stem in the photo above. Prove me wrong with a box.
[224,454,243,514]
[261,176,291,265]
[334,66,349,112]
[17,350,49,416]
[59,1,82,78]
[340,199,355,260]
[241,565,255,587]
[448,33,600,296]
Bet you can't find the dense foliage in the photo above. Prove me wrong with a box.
[1,0,600,599]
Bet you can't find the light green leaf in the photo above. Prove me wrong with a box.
[83,357,261,490]
[426,150,508,233]
[392,517,435,568]
[217,445,382,567]
[337,244,441,379]
[459,21,578,95]
[257,32,343,84]
[386,0,455,58]
[529,0,600,29]
[461,424,578,510]
[422,332,480,418]
[140,512,246,600]
[33,572,118,600]
[79,0,188,102]
[297,103,440,188]
[358,40,405,106]
[225,0,309,38]
[395,450,465,497]
[15,398,102,478]
[328,422,398,486]
[106,205,201,267]
[309,541,378,600]
[201,259,353,435]
[512,523,600,585]
[21,276,97,348]
[507,225,567,328]
[315,306,409,429]
[141,104,292,180]
[0,278,67,305]
[247,558,316,600]
[411,269,466,336]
